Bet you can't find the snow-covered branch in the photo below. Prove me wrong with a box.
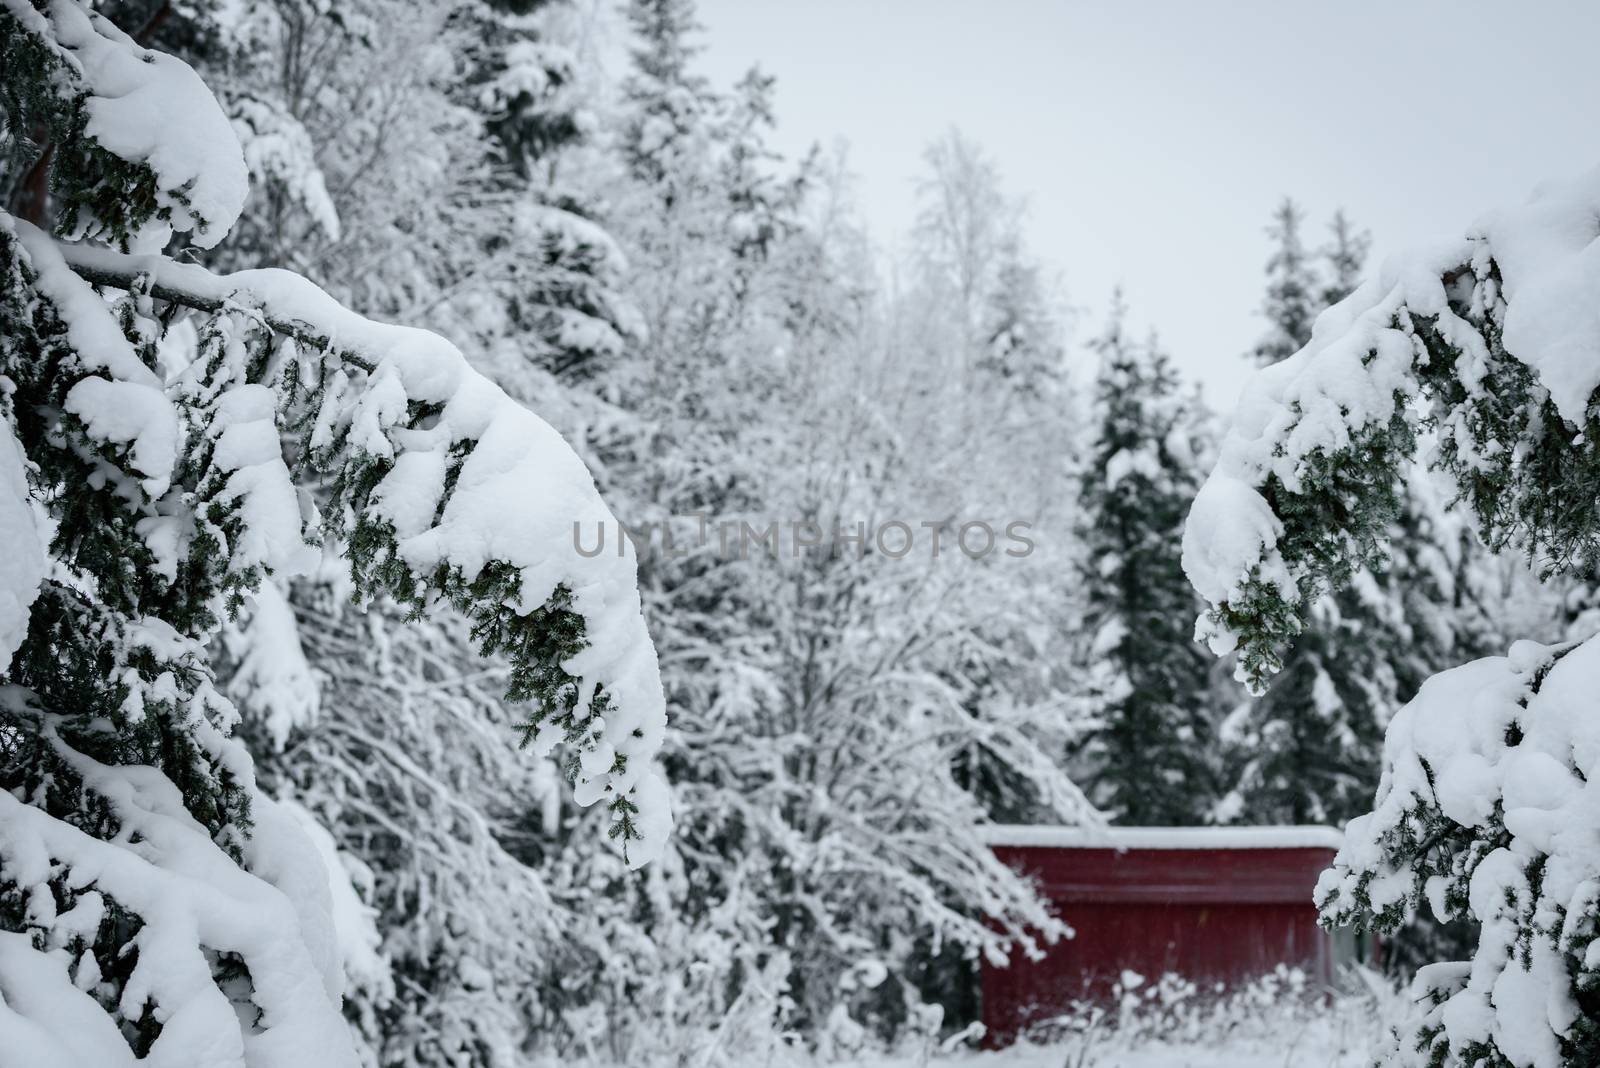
[1184,167,1600,693]
[39,225,670,864]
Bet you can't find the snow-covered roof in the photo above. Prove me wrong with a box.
[979,824,1344,851]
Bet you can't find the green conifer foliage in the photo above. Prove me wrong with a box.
[1220,202,1464,827]
[1075,297,1217,824]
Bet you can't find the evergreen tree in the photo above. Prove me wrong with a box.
[1074,296,1217,824]
[458,1,638,386]
[1220,202,1468,826]
[1319,208,1370,309]
[978,234,1067,401]
[0,4,666,1062]
[1220,569,1407,824]
[1250,197,1318,366]
[1185,164,1600,1067]
[186,2,654,1062]
[619,0,712,192]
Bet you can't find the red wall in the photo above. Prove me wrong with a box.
[981,844,1336,1044]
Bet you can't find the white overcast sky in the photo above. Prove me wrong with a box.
[690,0,1599,409]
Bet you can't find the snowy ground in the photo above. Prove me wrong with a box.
[844,1029,1379,1068]
[590,971,1386,1068]
[828,970,1397,1068]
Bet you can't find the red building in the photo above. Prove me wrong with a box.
[980,824,1346,1045]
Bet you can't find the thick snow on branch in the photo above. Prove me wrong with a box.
[51,232,671,865]
[0,929,137,1068]
[3,0,248,248]
[1316,637,1600,1067]
[10,217,180,496]
[0,707,357,1068]
[1184,165,1600,687]
[228,94,341,242]
[0,421,44,667]
[1481,168,1600,425]
[1181,242,1465,642]
[223,583,322,751]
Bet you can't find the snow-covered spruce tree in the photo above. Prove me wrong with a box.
[1184,165,1600,1066]
[1320,208,1371,311]
[618,0,714,193]
[978,233,1067,401]
[1073,296,1217,824]
[1250,197,1320,367]
[1226,198,1374,824]
[1216,483,1464,826]
[0,4,667,1064]
[1215,203,1476,827]
[440,0,638,388]
[717,67,807,295]
[163,2,654,1063]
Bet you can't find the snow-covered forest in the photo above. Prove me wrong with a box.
[3,2,1600,1066]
